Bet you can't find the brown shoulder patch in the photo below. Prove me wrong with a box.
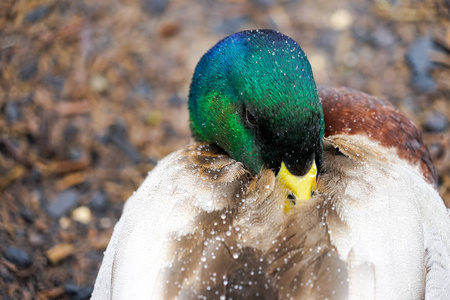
[318,85,438,189]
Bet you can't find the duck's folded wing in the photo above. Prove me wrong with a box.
[91,144,250,299]
[91,149,187,299]
[424,222,450,299]
[317,85,450,299]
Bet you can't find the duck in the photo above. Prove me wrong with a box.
[91,29,450,300]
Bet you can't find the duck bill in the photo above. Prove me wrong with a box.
[277,161,317,211]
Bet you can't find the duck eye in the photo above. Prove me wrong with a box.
[245,108,258,127]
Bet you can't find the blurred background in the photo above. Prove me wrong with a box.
[0,0,449,298]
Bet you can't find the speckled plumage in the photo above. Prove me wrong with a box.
[319,86,438,188]
[92,31,450,300]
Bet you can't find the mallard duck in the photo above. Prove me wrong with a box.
[92,29,450,300]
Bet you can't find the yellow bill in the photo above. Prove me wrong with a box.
[277,161,317,212]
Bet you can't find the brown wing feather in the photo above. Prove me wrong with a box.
[161,143,351,299]
[265,192,349,300]
[183,143,249,183]
[318,85,438,189]
[160,143,281,299]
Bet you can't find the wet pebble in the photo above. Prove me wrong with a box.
[352,27,370,43]
[133,81,154,101]
[5,102,21,123]
[330,9,353,31]
[411,74,436,94]
[28,231,45,247]
[401,96,422,115]
[43,74,65,94]
[406,36,436,93]
[25,5,51,23]
[142,0,169,15]
[19,60,39,81]
[168,93,186,107]
[251,0,276,8]
[30,167,42,183]
[406,36,434,74]
[147,110,162,126]
[214,17,248,35]
[424,112,448,133]
[103,122,141,164]
[428,142,444,160]
[371,26,396,48]
[68,147,83,161]
[353,26,398,49]
[163,122,177,138]
[63,124,79,143]
[71,206,92,224]
[314,29,338,53]
[90,74,108,93]
[20,207,35,224]
[64,282,94,300]
[89,191,109,214]
[0,265,14,283]
[59,216,71,230]
[4,245,33,268]
[47,189,80,218]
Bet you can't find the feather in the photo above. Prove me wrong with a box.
[93,87,450,300]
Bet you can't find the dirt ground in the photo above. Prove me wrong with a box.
[0,0,449,299]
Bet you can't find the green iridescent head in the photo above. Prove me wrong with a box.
[188,29,324,176]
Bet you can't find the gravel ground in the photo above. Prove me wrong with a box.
[0,0,449,298]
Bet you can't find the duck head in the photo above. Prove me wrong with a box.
[189,29,324,201]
